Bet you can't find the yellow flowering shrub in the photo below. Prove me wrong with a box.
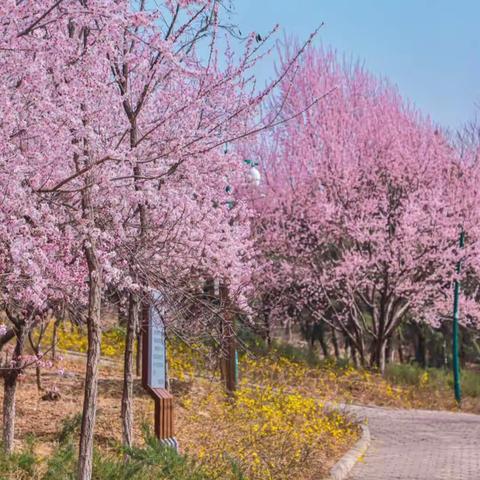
[43,328,361,477]
[239,350,397,403]
[178,383,357,480]
[167,341,208,381]
[238,347,459,411]
[43,323,126,357]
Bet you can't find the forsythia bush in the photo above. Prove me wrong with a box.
[179,385,357,480]
[242,351,412,406]
[167,341,207,381]
[46,328,361,478]
[43,324,126,357]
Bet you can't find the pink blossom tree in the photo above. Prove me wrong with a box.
[253,43,480,372]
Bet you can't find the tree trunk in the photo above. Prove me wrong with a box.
[371,337,388,374]
[2,374,17,453]
[331,326,340,359]
[121,294,139,449]
[2,323,27,453]
[35,365,42,391]
[75,25,102,476]
[354,330,366,367]
[52,318,58,361]
[77,257,102,480]
[284,318,292,343]
[345,335,359,367]
[319,333,329,358]
[351,344,359,368]
[220,285,236,395]
[311,321,329,358]
[29,333,44,391]
[415,326,426,368]
[263,314,272,347]
[398,341,404,364]
[378,339,387,374]
[386,335,396,364]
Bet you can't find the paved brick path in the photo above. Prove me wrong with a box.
[347,405,480,480]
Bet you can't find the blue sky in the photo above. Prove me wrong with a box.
[230,0,480,131]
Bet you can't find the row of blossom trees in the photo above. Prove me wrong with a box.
[251,42,480,372]
[0,1,316,478]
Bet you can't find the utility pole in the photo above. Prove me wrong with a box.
[217,155,260,395]
[452,230,465,405]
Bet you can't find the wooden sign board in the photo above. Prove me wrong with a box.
[142,290,177,449]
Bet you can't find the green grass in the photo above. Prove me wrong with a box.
[239,329,352,370]
[0,436,37,480]
[1,416,245,480]
[459,369,480,397]
[244,330,480,401]
[385,362,480,398]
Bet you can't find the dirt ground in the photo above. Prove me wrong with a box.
[2,354,156,455]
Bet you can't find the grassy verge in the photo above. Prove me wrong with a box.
[0,418,240,480]
[384,362,480,399]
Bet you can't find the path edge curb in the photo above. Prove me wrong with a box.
[321,422,370,480]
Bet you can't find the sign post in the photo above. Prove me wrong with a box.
[141,290,178,449]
